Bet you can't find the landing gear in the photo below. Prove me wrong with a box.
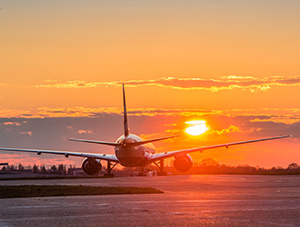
[104,161,117,177]
[138,167,145,176]
[154,159,167,176]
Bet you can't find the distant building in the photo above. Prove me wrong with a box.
[68,167,86,176]
[0,163,9,174]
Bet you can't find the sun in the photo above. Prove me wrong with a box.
[185,120,209,136]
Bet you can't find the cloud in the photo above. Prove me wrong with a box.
[34,80,102,88]
[250,116,300,125]
[44,80,58,83]
[1,121,27,126]
[33,75,300,92]
[78,130,93,134]
[0,107,300,126]
[0,107,120,118]
[2,121,21,126]
[210,125,241,135]
[0,107,216,118]
[20,131,32,136]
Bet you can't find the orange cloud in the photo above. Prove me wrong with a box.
[0,107,300,125]
[250,116,300,125]
[78,130,93,134]
[210,125,241,135]
[0,107,214,118]
[33,75,300,92]
[1,121,27,126]
[2,121,22,126]
[20,131,32,136]
[34,80,99,88]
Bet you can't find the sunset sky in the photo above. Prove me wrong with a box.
[0,1,299,168]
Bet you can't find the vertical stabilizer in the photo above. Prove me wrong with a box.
[123,84,130,137]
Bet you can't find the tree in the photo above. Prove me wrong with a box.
[9,165,15,171]
[51,165,57,173]
[41,165,46,174]
[18,163,24,171]
[199,158,219,167]
[58,164,65,175]
[287,163,300,170]
[32,164,38,173]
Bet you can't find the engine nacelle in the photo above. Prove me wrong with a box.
[82,158,102,176]
[173,154,193,172]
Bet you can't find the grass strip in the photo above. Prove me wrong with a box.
[0,176,113,181]
[0,185,163,198]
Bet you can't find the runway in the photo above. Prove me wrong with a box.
[1,175,300,226]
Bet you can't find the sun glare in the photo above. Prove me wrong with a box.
[185,120,208,136]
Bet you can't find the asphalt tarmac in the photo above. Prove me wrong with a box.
[1,175,300,226]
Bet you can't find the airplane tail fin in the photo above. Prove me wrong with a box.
[123,84,130,137]
[69,84,179,147]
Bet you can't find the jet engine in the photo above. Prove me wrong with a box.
[173,154,193,172]
[82,158,102,176]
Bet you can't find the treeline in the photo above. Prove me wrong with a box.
[166,159,300,175]
[1,163,72,175]
[2,159,300,176]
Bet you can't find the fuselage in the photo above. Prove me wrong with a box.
[115,134,155,167]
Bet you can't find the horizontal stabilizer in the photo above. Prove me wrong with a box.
[130,135,179,146]
[69,138,122,147]
[69,135,179,147]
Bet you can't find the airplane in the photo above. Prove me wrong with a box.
[0,85,291,176]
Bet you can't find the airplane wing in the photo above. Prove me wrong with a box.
[150,135,291,162]
[0,147,119,162]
